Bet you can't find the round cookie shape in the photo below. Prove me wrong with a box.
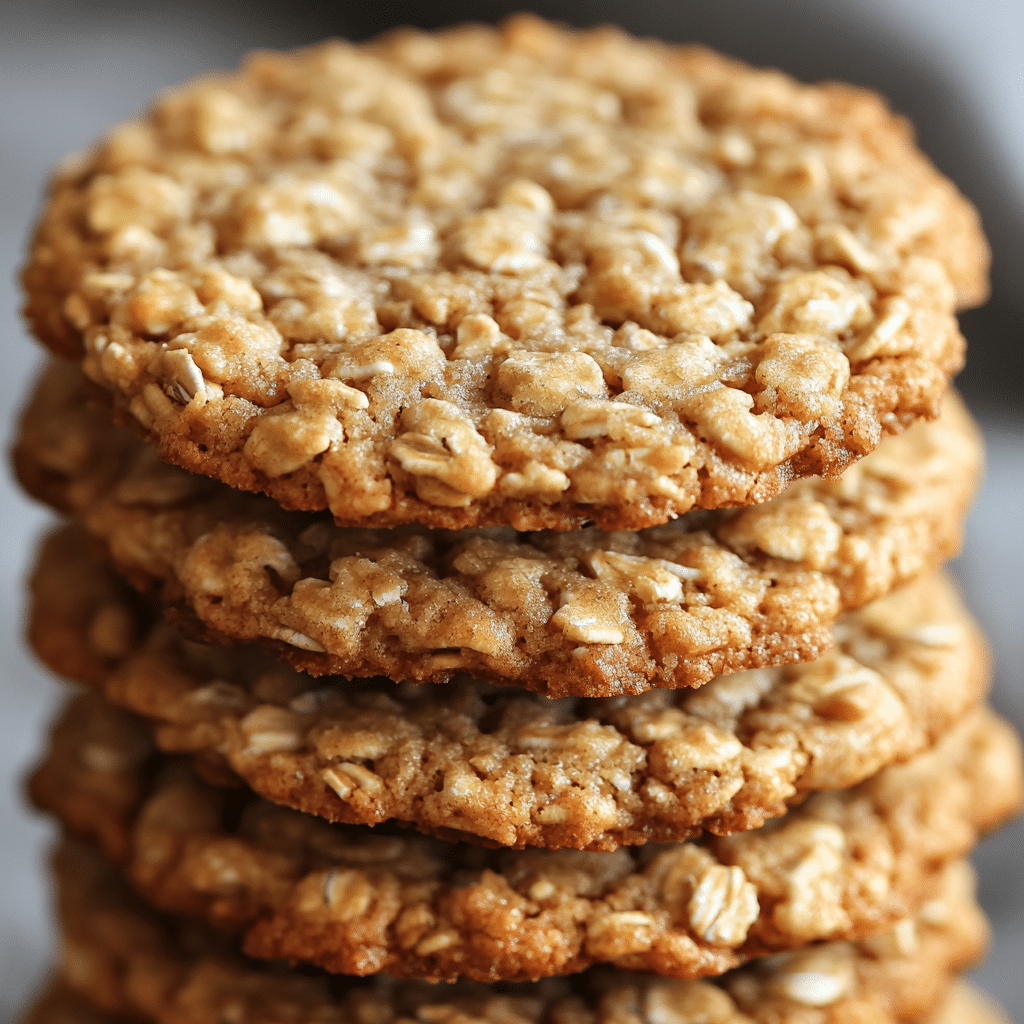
[30,530,991,850]
[34,693,1021,982]
[51,834,991,1021]
[22,18,987,530]
[15,362,983,697]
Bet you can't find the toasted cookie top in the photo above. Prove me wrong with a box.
[51,832,990,1016]
[30,529,991,850]
[36,692,1020,981]
[15,363,982,696]
[22,17,987,529]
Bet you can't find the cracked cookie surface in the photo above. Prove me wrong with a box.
[32,693,1021,981]
[22,17,987,530]
[16,362,982,696]
[30,529,991,850]
[50,835,991,1023]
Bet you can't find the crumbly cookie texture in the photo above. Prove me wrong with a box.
[31,530,991,850]
[51,836,991,1024]
[16,363,982,696]
[22,17,987,530]
[20,982,1012,1024]
[33,692,1020,981]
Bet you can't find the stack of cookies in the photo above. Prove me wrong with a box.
[11,16,1022,1024]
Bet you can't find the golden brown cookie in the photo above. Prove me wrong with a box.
[15,362,983,696]
[22,17,988,531]
[20,980,1013,1024]
[32,693,1021,981]
[29,528,992,849]
[50,835,992,1022]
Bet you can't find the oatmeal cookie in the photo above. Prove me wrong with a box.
[921,985,1013,1024]
[20,981,1012,1024]
[27,692,154,862]
[21,17,987,530]
[33,693,1021,981]
[16,363,982,696]
[30,531,991,849]
[51,836,991,1023]
[22,985,134,1024]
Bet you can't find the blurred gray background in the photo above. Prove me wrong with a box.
[1,0,1021,1019]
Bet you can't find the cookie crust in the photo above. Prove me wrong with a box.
[15,363,982,697]
[21,18,987,530]
[33,694,1021,981]
[30,530,991,850]
[50,836,991,1023]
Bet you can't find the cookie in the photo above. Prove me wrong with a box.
[30,530,991,850]
[21,17,987,531]
[921,985,1013,1024]
[21,984,132,1024]
[15,362,982,696]
[26,691,154,862]
[50,835,991,1023]
[20,981,1012,1024]
[32,693,1021,981]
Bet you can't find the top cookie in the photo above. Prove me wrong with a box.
[22,17,987,530]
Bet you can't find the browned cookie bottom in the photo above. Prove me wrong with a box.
[21,978,1013,1024]
[30,525,991,851]
[51,835,989,1024]
[16,363,982,697]
[31,692,1022,982]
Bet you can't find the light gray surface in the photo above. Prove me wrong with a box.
[0,3,315,1012]
[1,3,1021,1020]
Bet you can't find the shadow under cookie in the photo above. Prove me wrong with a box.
[20,977,1013,1024]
